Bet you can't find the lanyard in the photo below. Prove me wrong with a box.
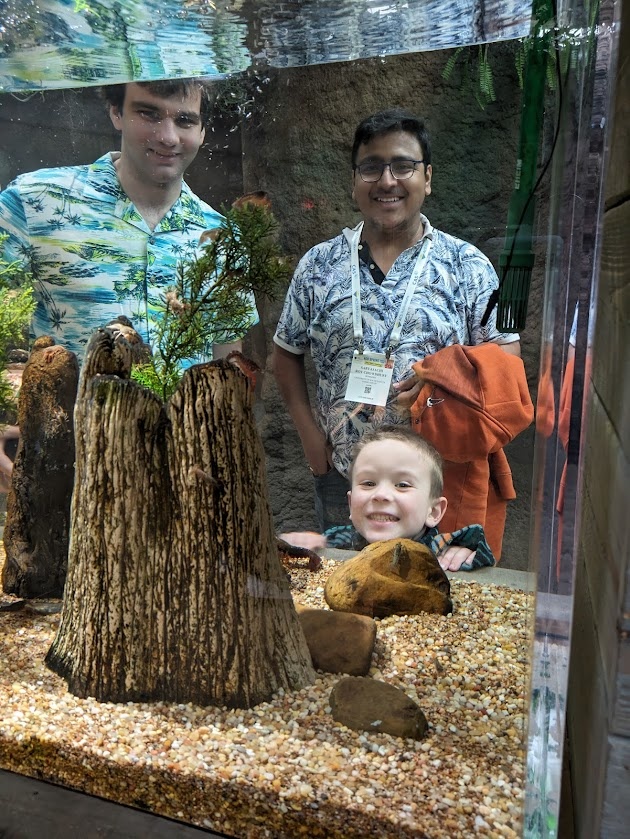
[348,221,433,357]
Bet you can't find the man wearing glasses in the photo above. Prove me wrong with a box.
[273,108,521,533]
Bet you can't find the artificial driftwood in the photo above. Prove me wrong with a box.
[46,328,315,707]
[2,337,79,598]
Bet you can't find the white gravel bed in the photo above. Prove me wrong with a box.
[0,552,532,838]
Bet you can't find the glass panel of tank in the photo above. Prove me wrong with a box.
[0,1,615,838]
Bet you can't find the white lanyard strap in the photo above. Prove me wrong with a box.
[348,224,366,352]
[349,221,433,356]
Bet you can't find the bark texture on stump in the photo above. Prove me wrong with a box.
[46,328,315,707]
[3,338,79,598]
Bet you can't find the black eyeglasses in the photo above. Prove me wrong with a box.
[354,159,424,183]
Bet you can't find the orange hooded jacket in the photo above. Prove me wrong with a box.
[410,343,534,559]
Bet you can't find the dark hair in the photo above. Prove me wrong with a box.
[100,78,212,126]
[349,424,443,498]
[351,109,431,169]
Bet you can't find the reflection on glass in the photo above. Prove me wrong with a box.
[0,39,540,836]
[1,0,533,90]
[0,0,249,89]
[255,0,533,67]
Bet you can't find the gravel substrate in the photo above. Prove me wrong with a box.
[0,548,532,838]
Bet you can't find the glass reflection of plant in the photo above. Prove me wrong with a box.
[130,196,291,401]
[0,234,34,418]
[442,3,597,112]
[443,0,596,331]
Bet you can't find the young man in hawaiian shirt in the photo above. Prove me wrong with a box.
[0,79,259,488]
[0,79,258,361]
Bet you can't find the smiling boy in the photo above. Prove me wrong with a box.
[347,425,446,544]
[281,425,496,572]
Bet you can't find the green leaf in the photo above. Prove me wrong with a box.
[441,47,464,81]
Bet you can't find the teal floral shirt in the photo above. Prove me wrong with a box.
[0,152,258,361]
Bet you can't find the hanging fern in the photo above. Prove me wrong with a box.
[441,46,465,82]
[441,44,496,110]
[476,45,496,108]
[456,2,599,105]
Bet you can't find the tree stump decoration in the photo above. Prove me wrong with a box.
[45,328,315,707]
[3,337,79,598]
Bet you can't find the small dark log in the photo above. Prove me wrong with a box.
[46,329,315,707]
[277,538,322,572]
[2,339,79,598]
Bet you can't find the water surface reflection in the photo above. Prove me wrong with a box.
[0,0,533,89]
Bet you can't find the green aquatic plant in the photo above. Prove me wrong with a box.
[442,0,599,111]
[0,234,35,418]
[442,44,497,110]
[130,195,291,401]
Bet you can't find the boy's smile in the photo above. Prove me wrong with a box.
[348,438,446,544]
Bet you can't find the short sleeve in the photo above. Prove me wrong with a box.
[273,250,314,354]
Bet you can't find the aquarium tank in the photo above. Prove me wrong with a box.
[0,1,620,838]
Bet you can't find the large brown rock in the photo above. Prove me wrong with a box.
[324,538,452,618]
[330,676,428,740]
[295,605,376,676]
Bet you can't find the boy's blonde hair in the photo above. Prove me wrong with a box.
[349,425,444,499]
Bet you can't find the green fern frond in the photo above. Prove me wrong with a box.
[476,48,494,105]
[442,47,464,81]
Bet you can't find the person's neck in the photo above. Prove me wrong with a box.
[113,156,182,231]
[361,217,425,274]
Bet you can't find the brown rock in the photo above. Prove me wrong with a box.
[324,538,452,618]
[296,605,376,676]
[330,676,428,740]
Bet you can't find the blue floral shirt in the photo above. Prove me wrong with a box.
[274,215,519,476]
[0,152,258,361]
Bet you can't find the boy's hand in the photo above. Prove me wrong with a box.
[278,531,327,553]
[437,546,476,571]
